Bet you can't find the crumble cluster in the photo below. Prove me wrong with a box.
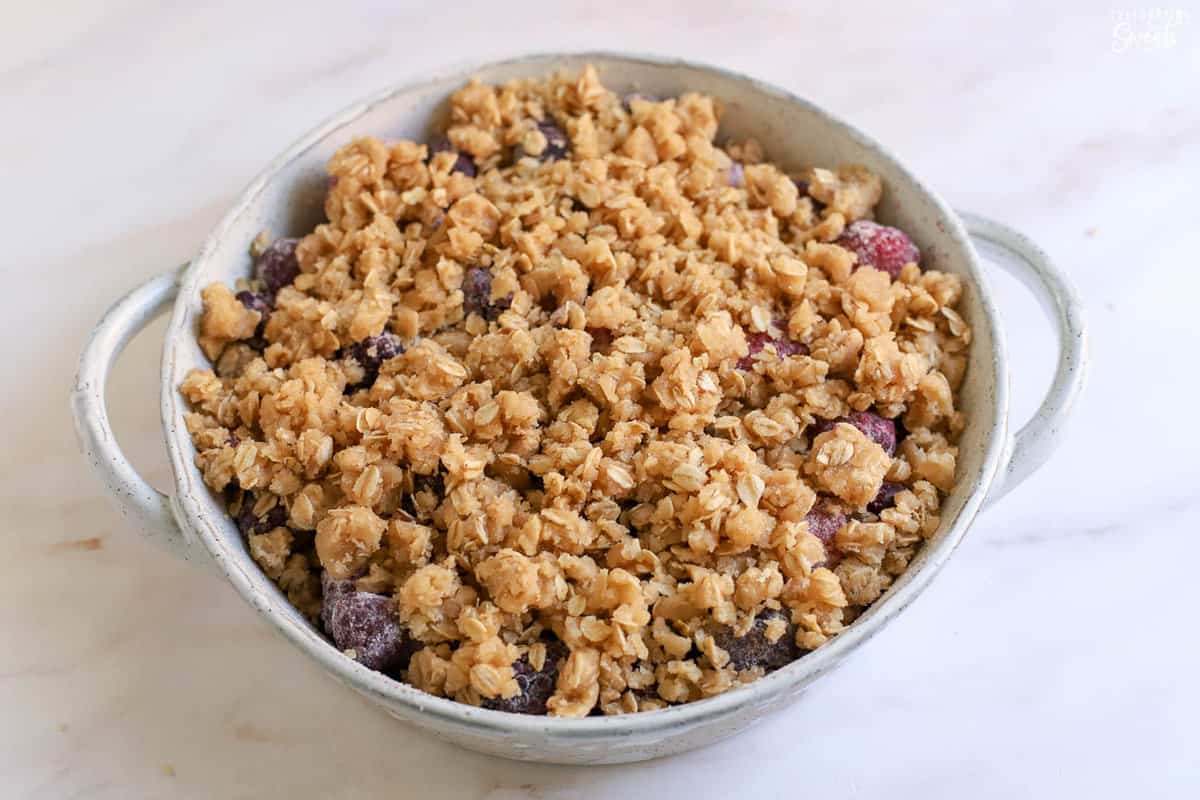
[181,65,970,717]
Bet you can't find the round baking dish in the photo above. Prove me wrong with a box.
[72,53,1086,764]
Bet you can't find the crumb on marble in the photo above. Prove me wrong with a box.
[50,536,104,552]
[234,723,271,743]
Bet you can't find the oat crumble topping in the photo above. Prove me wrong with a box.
[181,65,970,717]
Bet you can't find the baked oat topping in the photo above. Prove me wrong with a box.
[180,65,970,717]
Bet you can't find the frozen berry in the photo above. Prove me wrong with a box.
[236,290,271,349]
[482,638,569,715]
[428,137,477,177]
[462,266,511,321]
[805,499,846,547]
[235,290,272,317]
[728,162,745,188]
[835,220,919,279]
[256,238,300,294]
[320,572,354,632]
[805,498,847,567]
[514,119,570,162]
[235,496,287,536]
[812,411,897,454]
[320,572,417,674]
[713,609,801,672]
[461,267,492,316]
[537,120,570,160]
[736,331,808,371]
[346,332,404,388]
[867,481,904,515]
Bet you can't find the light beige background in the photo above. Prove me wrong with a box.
[4,1,1198,797]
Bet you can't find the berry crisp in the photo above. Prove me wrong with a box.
[181,66,969,717]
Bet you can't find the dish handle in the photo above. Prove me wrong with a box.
[71,267,210,567]
[959,212,1088,507]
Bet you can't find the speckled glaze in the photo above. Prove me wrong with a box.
[71,53,1087,765]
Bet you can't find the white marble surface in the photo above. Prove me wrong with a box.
[4,0,1198,796]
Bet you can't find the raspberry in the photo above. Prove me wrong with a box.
[482,638,569,715]
[811,411,897,455]
[805,499,846,547]
[805,498,847,567]
[835,220,919,279]
[712,609,801,672]
[867,481,904,515]
[736,331,808,371]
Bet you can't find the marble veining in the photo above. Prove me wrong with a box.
[3,0,1197,797]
